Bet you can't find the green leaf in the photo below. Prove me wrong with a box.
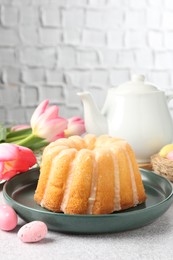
[28,141,49,151]
[0,124,7,142]
[15,134,46,148]
[6,128,32,138]
[6,134,30,143]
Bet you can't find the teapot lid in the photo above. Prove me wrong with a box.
[113,74,159,94]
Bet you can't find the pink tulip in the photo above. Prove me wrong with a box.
[64,117,86,137]
[30,100,68,142]
[11,125,31,131]
[0,143,37,180]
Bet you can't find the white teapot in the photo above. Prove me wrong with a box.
[78,74,173,163]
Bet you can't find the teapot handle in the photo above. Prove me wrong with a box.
[166,94,173,103]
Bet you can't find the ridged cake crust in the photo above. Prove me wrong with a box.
[34,134,146,214]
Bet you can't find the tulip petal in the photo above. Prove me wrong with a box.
[11,125,31,131]
[0,144,37,181]
[65,124,85,137]
[51,132,65,142]
[12,160,32,172]
[37,118,67,142]
[44,105,59,119]
[30,100,49,128]
[68,117,82,124]
[30,99,72,142]
[0,143,19,161]
[0,169,18,181]
[18,146,37,168]
[0,162,4,173]
[35,106,59,129]
[64,117,86,137]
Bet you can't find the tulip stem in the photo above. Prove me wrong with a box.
[15,134,48,150]
[6,128,32,138]
[6,134,29,143]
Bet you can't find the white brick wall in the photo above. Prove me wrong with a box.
[41,7,61,27]
[0,0,173,124]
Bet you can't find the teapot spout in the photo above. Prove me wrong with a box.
[77,92,108,135]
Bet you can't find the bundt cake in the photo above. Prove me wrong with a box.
[34,134,146,215]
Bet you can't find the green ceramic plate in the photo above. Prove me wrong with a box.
[3,168,173,234]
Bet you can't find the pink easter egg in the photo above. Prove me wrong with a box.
[0,204,18,231]
[18,221,48,243]
[167,151,173,160]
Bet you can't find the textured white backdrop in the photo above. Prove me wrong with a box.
[0,0,173,125]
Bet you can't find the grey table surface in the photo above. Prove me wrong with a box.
[0,182,173,260]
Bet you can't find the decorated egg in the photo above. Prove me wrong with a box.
[18,221,48,243]
[159,144,173,157]
[0,204,18,231]
[167,151,173,160]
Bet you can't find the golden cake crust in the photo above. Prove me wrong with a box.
[34,134,146,214]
